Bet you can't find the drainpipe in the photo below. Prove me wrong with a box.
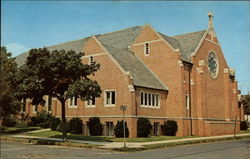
[188,64,193,136]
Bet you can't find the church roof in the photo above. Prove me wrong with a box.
[160,30,206,62]
[15,25,206,91]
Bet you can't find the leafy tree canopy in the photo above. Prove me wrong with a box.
[17,48,102,140]
[242,95,250,115]
[0,46,21,118]
[16,48,101,104]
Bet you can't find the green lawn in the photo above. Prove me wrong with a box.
[27,130,194,142]
[1,123,41,134]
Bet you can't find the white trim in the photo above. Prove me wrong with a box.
[145,24,176,52]
[92,36,126,74]
[56,115,241,122]
[81,52,105,58]
[104,89,116,107]
[68,97,78,108]
[192,28,209,57]
[131,39,162,47]
[85,99,96,108]
[205,38,220,46]
[140,91,161,108]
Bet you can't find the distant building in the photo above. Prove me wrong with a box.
[17,13,244,137]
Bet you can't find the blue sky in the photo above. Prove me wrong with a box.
[1,1,250,94]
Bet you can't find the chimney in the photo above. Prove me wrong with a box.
[208,12,214,28]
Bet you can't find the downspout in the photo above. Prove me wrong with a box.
[188,64,193,136]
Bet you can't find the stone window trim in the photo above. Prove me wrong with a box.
[144,43,150,56]
[85,97,96,108]
[207,50,219,80]
[104,89,116,107]
[140,91,160,108]
[68,96,78,108]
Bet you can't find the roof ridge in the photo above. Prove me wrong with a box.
[172,30,206,38]
[45,37,89,49]
[95,25,141,37]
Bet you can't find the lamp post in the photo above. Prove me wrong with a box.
[120,105,128,148]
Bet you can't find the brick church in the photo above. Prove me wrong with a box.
[16,13,244,137]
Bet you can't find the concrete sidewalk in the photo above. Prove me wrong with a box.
[9,133,250,148]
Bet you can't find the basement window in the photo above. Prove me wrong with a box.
[144,43,150,56]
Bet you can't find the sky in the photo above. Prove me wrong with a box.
[1,1,250,94]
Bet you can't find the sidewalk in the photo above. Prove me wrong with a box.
[9,133,250,148]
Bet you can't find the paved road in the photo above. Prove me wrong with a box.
[1,139,250,159]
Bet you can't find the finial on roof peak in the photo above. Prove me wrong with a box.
[208,12,214,28]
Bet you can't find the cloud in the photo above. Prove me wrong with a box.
[4,43,30,57]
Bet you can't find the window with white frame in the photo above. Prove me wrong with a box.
[69,96,78,108]
[141,92,160,108]
[144,43,150,56]
[105,90,116,106]
[89,56,94,64]
[86,97,96,107]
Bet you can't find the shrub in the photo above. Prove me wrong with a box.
[56,122,70,133]
[114,120,129,138]
[88,117,103,136]
[137,118,152,137]
[27,116,40,126]
[36,110,52,124]
[2,117,16,127]
[68,117,83,134]
[240,121,248,130]
[163,120,178,136]
[27,111,52,127]
[50,117,61,131]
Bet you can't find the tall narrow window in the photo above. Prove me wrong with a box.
[144,43,150,56]
[89,56,94,64]
[86,97,96,107]
[141,92,144,105]
[48,96,52,112]
[186,94,190,110]
[144,93,148,105]
[22,98,26,112]
[105,90,116,106]
[69,96,78,107]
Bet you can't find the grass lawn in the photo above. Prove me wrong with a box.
[28,130,194,142]
[1,122,41,134]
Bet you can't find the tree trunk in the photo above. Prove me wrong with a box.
[60,99,67,142]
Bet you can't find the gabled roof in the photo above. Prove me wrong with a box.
[15,25,206,91]
[96,26,142,49]
[15,38,88,67]
[102,44,168,90]
[96,26,167,90]
[160,30,206,62]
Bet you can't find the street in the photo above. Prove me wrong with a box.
[1,139,250,159]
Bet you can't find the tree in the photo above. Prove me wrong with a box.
[0,46,21,120]
[16,48,101,141]
[242,95,250,122]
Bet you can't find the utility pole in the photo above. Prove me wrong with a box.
[120,105,128,148]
